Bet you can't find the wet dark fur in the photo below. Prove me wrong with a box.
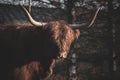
[0,21,80,80]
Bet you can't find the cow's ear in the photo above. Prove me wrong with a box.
[74,29,80,39]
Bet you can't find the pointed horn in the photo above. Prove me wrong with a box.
[69,8,100,29]
[22,6,47,26]
[87,8,100,28]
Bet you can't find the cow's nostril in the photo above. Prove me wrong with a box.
[57,56,60,59]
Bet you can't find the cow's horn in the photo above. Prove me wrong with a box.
[22,6,47,26]
[69,8,100,29]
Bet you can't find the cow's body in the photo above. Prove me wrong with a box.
[0,21,80,80]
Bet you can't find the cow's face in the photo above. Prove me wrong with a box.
[59,29,80,59]
[48,21,80,59]
[58,28,80,59]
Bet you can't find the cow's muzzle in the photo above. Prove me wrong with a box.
[57,52,67,59]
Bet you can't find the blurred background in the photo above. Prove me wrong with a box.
[0,0,120,80]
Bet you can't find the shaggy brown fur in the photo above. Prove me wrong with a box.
[0,21,80,80]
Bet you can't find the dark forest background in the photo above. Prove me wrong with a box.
[0,0,120,80]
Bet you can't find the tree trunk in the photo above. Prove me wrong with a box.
[66,0,75,24]
[107,0,116,80]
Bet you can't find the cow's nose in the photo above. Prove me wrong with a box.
[60,52,67,58]
[57,56,60,59]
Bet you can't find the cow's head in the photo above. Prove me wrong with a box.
[44,21,80,59]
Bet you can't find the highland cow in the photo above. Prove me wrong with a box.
[0,6,100,80]
[0,7,80,80]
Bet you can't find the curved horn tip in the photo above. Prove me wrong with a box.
[22,6,47,26]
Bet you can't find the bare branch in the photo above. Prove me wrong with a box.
[29,0,32,12]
